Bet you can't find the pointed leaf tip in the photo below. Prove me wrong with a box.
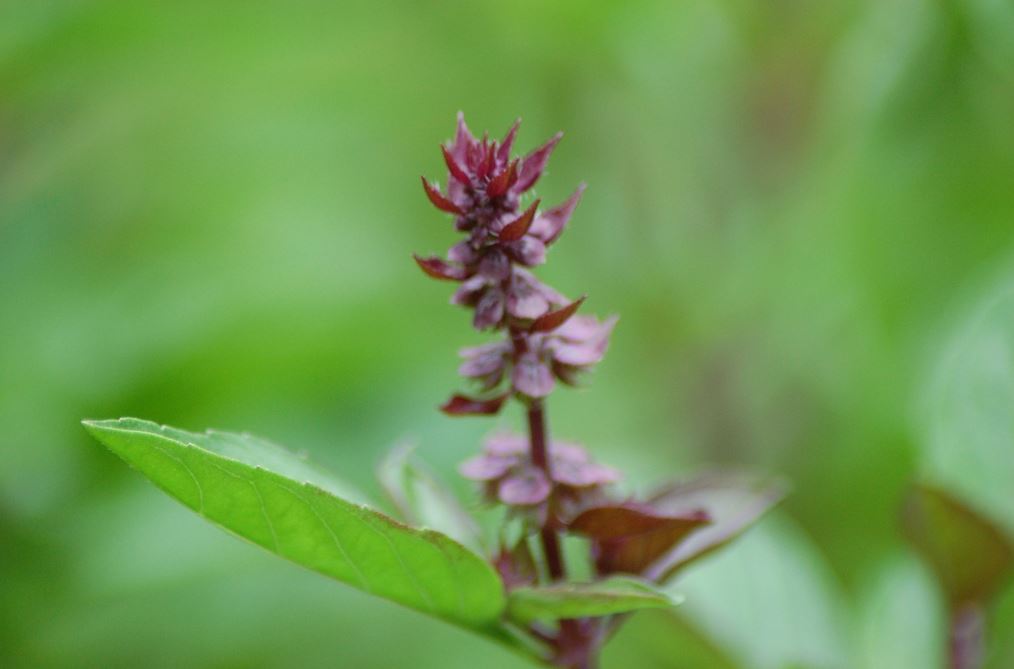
[498,199,540,242]
[531,296,586,333]
[440,393,509,416]
[421,177,464,215]
[441,144,471,185]
[486,159,517,199]
[515,133,563,193]
[81,417,506,628]
[497,118,522,163]
[413,254,467,281]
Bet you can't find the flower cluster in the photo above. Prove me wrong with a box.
[459,432,618,507]
[411,115,783,669]
[414,114,616,412]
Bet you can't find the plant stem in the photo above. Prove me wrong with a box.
[527,400,564,581]
[950,604,984,669]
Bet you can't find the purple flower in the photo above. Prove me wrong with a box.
[415,114,584,331]
[459,432,619,507]
[512,313,619,398]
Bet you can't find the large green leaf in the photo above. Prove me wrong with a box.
[82,418,505,629]
[506,577,678,624]
[603,609,739,669]
[923,284,1014,536]
[671,515,852,669]
[377,442,482,551]
[855,553,945,669]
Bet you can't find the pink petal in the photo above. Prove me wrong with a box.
[451,275,490,306]
[529,184,585,245]
[507,236,546,267]
[473,286,505,330]
[448,241,478,264]
[498,468,551,506]
[478,248,511,281]
[506,272,550,320]
[512,352,555,398]
[459,454,517,481]
[484,432,528,457]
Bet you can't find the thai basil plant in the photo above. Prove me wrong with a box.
[83,115,782,668]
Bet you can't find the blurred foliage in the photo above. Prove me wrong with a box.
[2,0,1014,667]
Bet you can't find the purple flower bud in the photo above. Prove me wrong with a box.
[499,467,552,506]
[459,453,518,481]
[514,132,563,194]
[530,184,586,246]
[506,269,560,320]
[458,341,510,390]
[478,248,511,281]
[473,286,505,330]
[512,351,555,398]
[421,177,463,215]
[461,432,618,509]
[506,235,547,267]
[484,432,528,456]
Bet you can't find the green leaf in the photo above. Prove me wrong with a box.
[603,609,739,669]
[855,553,946,669]
[377,442,482,551]
[671,515,852,669]
[506,576,679,624]
[901,483,1013,607]
[82,418,505,629]
[922,283,1014,536]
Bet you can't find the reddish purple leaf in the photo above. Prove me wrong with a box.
[570,504,710,576]
[571,504,709,541]
[498,199,540,242]
[421,177,463,215]
[477,140,495,180]
[514,132,562,193]
[412,254,467,281]
[440,392,509,416]
[644,473,786,582]
[902,483,1014,608]
[450,111,475,162]
[531,296,586,333]
[486,159,518,198]
[441,145,472,185]
[497,118,521,164]
[494,537,538,590]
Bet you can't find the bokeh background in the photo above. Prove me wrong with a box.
[3,1,1014,667]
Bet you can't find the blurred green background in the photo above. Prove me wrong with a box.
[3,1,1014,667]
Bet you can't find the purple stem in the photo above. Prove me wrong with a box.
[949,604,984,669]
[527,400,564,581]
